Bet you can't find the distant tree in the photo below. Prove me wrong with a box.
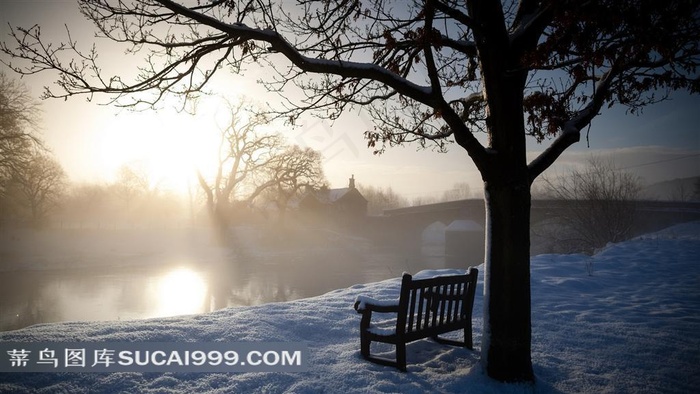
[669,182,691,202]
[358,184,409,215]
[5,153,66,228]
[3,0,699,382]
[441,182,473,202]
[411,195,439,207]
[694,178,700,201]
[196,99,285,236]
[541,157,642,253]
[62,178,183,229]
[136,189,184,227]
[113,163,151,211]
[62,182,111,227]
[262,145,326,224]
[0,72,43,199]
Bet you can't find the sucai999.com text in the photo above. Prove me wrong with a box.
[1,342,308,373]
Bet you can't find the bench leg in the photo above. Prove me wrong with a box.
[396,342,407,372]
[358,335,406,371]
[464,324,473,350]
[360,334,371,359]
[431,325,474,349]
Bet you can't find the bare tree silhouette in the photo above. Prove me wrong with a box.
[262,145,326,225]
[195,99,284,238]
[540,157,642,253]
[5,153,66,227]
[0,72,43,202]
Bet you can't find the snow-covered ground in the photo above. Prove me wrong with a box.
[1,222,699,393]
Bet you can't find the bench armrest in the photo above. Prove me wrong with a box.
[354,295,400,313]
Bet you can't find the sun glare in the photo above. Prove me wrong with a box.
[155,267,207,317]
[96,97,229,196]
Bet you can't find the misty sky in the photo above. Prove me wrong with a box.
[1,1,699,200]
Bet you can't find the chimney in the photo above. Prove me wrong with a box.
[349,174,355,189]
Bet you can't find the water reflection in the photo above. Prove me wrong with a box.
[154,267,207,317]
[1,242,448,332]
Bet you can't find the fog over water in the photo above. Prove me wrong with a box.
[4,194,698,332]
[0,224,448,331]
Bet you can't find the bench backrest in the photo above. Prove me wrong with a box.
[396,268,478,342]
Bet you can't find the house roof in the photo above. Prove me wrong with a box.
[290,186,367,209]
[290,175,367,209]
[325,187,351,203]
[303,187,352,205]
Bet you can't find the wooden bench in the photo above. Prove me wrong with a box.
[353,267,478,371]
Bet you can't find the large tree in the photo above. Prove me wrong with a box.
[262,144,326,225]
[0,72,42,199]
[2,0,699,382]
[5,153,66,227]
[195,99,285,235]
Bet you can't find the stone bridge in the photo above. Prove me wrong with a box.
[365,199,700,263]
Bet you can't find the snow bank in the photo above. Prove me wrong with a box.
[1,222,699,393]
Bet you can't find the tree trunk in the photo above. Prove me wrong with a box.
[207,202,230,245]
[474,46,534,379]
[482,174,534,382]
[469,36,535,379]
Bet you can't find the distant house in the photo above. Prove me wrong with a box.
[297,175,368,222]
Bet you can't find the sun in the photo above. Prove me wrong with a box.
[96,99,227,196]
[94,76,274,196]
